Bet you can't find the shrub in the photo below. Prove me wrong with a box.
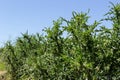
[2,2,120,80]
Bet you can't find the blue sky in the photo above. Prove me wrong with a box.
[0,0,119,46]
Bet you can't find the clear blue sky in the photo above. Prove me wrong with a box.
[0,0,119,46]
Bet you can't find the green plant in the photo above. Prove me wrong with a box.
[2,2,120,80]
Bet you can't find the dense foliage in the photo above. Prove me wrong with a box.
[0,3,120,80]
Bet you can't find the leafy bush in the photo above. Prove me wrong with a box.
[1,2,120,80]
